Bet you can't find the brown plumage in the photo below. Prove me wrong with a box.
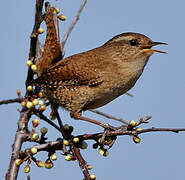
[36,6,62,75]
[33,32,166,119]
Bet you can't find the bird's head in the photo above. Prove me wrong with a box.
[104,32,167,62]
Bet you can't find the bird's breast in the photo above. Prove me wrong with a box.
[83,60,146,110]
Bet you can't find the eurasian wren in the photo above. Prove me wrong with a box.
[33,32,166,124]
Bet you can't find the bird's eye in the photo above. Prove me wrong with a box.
[129,39,138,46]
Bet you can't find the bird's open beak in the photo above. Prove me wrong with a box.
[142,41,167,54]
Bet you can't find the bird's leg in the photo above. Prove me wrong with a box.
[70,112,117,131]
[51,103,67,138]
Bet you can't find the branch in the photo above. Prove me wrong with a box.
[5,109,31,180]
[137,127,185,134]
[53,108,67,138]
[29,0,44,59]
[20,143,91,180]
[19,127,185,153]
[6,0,45,179]
[13,125,184,180]
[0,98,22,105]
[79,127,185,140]
[33,111,61,132]
[125,92,134,97]
[26,0,44,86]
[19,141,61,156]
[72,147,91,180]
[61,0,87,52]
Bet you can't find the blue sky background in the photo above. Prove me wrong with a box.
[1,0,185,179]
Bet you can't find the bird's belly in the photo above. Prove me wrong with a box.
[83,77,137,110]
[44,74,138,112]
[83,92,118,110]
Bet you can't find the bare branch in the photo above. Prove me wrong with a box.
[0,98,22,106]
[61,0,87,52]
[6,1,45,179]
[137,127,185,134]
[5,109,31,180]
[79,127,185,140]
[108,127,185,136]
[26,0,44,87]
[33,111,61,132]
[72,147,91,180]
[29,0,44,60]
[19,141,62,156]
[125,92,134,97]
[136,116,152,126]
[53,108,67,138]
[21,127,185,153]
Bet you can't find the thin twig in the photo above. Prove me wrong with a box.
[137,127,185,134]
[72,146,91,180]
[20,141,62,155]
[89,109,128,125]
[17,127,185,154]
[80,127,185,140]
[53,109,67,138]
[105,127,185,137]
[0,98,22,105]
[125,92,134,97]
[61,0,87,52]
[34,111,61,132]
[136,116,152,126]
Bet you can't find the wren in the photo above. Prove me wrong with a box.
[33,32,166,127]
